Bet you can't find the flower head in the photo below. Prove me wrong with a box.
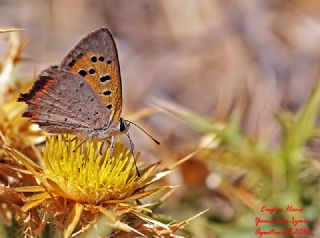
[0,135,183,237]
[43,135,140,203]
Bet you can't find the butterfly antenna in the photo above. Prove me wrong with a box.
[125,120,160,145]
[125,132,141,177]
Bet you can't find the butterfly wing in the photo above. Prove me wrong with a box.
[18,66,110,134]
[60,28,122,122]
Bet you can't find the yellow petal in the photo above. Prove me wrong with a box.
[14,186,45,193]
[64,203,84,238]
[28,192,52,201]
[104,186,172,204]
[21,198,48,212]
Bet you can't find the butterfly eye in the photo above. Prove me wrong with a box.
[119,120,126,132]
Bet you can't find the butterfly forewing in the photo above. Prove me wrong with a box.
[60,28,122,122]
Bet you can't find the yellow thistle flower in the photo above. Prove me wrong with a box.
[0,135,186,238]
[0,72,45,227]
[42,135,140,203]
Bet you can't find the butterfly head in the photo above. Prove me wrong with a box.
[119,118,130,134]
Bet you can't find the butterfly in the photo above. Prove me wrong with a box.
[18,28,159,175]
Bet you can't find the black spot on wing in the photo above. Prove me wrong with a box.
[91,56,97,62]
[100,75,111,83]
[78,52,84,59]
[103,90,112,96]
[89,68,96,74]
[68,59,76,67]
[78,70,87,77]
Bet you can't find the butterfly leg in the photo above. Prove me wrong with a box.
[98,142,104,156]
[72,137,89,152]
[108,136,116,160]
[125,132,140,177]
[66,136,77,143]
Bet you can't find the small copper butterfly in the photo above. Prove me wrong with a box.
[18,28,159,175]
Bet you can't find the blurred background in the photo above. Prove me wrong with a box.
[2,0,320,237]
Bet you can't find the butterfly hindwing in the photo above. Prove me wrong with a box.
[60,28,122,122]
[18,66,109,133]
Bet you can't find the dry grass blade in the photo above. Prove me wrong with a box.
[125,107,160,121]
[0,28,24,33]
[152,97,224,133]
